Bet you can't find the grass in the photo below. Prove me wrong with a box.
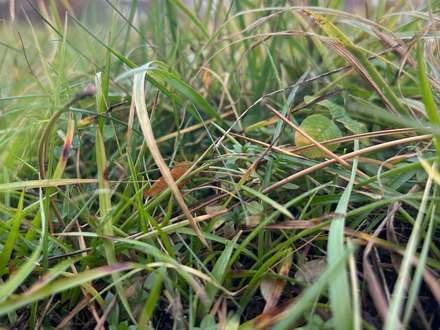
[0,0,439,329]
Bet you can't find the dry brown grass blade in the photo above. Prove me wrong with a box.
[216,297,229,329]
[232,128,419,160]
[261,219,379,245]
[250,298,299,330]
[363,182,435,328]
[422,266,440,305]
[373,27,440,93]
[385,185,420,273]
[372,28,417,69]
[261,134,432,195]
[153,110,235,145]
[385,201,405,270]
[363,210,399,325]
[94,294,117,330]
[249,295,330,330]
[300,9,408,116]
[56,294,101,330]
[328,39,400,114]
[133,73,210,250]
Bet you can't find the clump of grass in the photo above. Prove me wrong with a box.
[0,1,439,329]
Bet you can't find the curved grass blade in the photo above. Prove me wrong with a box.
[118,61,224,125]
[300,9,407,115]
[133,72,210,250]
[0,262,135,316]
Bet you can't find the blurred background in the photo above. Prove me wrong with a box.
[1,0,424,23]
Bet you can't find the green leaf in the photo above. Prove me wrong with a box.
[246,200,264,215]
[305,96,369,145]
[295,115,342,158]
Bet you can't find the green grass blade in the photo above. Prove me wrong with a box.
[0,190,25,276]
[69,15,136,68]
[203,231,241,313]
[384,161,434,329]
[327,140,360,329]
[0,262,135,316]
[417,42,440,157]
[0,239,42,302]
[138,267,166,327]
[241,185,294,219]
[95,89,136,324]
[168,0,209,38]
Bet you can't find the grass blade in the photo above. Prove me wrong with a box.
[95,78,136,324]
[262,244,357,330]
[417,41,440,157]
[203,231,241,313]
[133,71,210,249]
[0,190,25,276]
[300,9,407,115]
[327,140,360,329]
[384,161,434,329]
[0,262,135,316]
[168,0,209,38]
[118,61,225,125]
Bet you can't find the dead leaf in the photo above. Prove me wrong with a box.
[144,161,192,197]
[294,259,327,284]
[262,249,293,313]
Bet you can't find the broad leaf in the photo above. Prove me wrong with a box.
[295,114,342,158]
